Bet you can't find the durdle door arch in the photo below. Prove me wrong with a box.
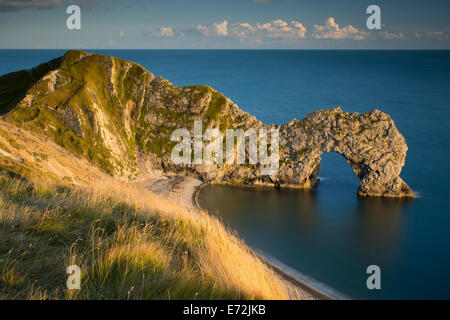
[275,108,415,198]
[188,108,414,199]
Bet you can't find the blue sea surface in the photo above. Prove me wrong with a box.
[1,49,450,299]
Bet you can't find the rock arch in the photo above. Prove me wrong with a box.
[190,108,414,198]
[276,108,414,198]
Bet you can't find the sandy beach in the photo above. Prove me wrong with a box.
[135,173,203,207]
[135,173,341,300]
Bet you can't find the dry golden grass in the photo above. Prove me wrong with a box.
[0,174,299,300]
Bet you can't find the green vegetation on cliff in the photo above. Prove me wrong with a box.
[0,50,249,178]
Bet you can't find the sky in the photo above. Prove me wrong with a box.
[0,0,449,49]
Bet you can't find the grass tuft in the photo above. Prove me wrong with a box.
[0,174,295,300]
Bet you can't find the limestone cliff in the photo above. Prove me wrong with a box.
[0,50,414,198]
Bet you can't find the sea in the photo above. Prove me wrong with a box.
[1,49,450,299]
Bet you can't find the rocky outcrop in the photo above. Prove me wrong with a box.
[177,108,414,198]
[0,50,414,198]
[278,108,414,198]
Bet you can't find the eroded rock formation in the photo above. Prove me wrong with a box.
[186,108,414,198]
[278,108,414,198]
[0,50,414,198]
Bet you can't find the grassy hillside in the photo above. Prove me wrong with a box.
[0,173,295,299]
[0,120,297,300]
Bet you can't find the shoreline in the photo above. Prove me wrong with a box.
[138,173,346,300]
[191,179,347,300]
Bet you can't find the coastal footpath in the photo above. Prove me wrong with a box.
[0,50,413,198]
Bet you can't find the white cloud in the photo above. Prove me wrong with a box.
[0,0,61,11]
[197,20,228,36]
[159,27,174,37]
[230,19,307,41]
[381,31,406,40]
[426,31,448,40]
[214,20,228,36]
[312,17,367,40]
[151,16,447,45]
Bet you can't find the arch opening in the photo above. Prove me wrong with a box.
[312,152,360,192]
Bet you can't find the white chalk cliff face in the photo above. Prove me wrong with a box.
[0,50,414,198]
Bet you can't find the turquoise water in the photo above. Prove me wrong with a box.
[1,50,450,299]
